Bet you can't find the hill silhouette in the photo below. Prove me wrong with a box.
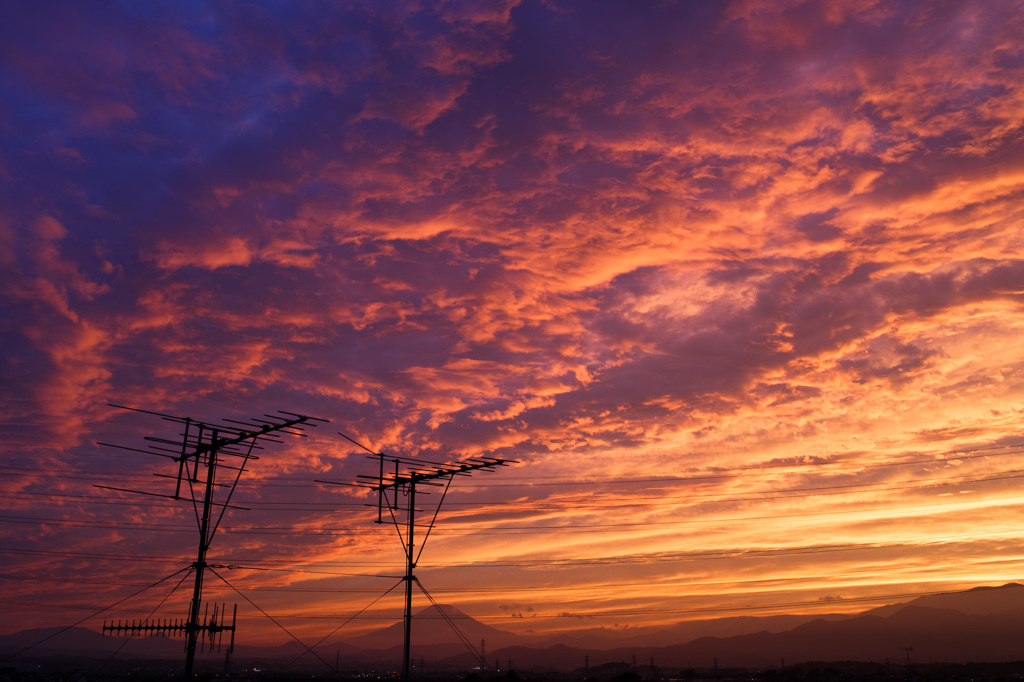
[462,583,1024,669]
[6,583,1024,672]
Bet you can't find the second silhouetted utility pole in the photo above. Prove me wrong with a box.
[402,478,416,680]
[322,438,515,682]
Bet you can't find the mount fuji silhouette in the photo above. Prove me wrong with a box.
[335,603,519,663]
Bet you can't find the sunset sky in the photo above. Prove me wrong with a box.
[3,0,1024,653]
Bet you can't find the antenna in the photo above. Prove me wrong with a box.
[319,435,516,682]
[98,404,327,677]
[103,602,235,654]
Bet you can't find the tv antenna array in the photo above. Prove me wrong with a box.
[103,603,237,655]
[320,434,516,682]
[97,404,327,677]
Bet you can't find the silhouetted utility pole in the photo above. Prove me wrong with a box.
[903,647,913,680]
[98,404,326,678]
[322,437,515,682]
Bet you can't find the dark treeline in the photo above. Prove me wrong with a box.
[9,658,1024,682]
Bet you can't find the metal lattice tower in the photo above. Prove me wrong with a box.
[320,436,516,682]
[97,404,327,677]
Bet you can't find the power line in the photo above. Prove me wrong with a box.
[7,462,1024,518]
[208,567,334,672]
[6,489,1024,536]
[0,489,368,510]
[0,547,400,578]
[0,566,192,663]
[1,585,1001,623]
[5,440,1024,489]
[8,527,1022,576]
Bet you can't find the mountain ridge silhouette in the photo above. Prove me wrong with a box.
[6,582,1024,669]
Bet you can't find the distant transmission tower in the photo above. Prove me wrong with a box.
[97,404,327,677]
[320,434,515,682]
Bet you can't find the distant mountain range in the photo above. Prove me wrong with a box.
[6,583,1024,672]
